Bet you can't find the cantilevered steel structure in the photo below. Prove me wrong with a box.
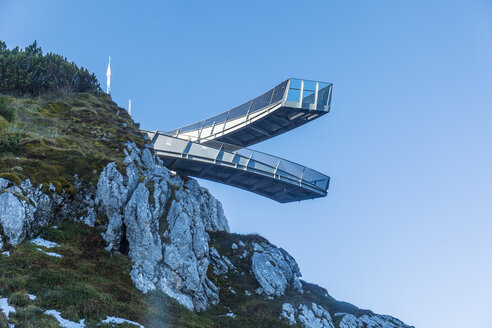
[144,78,332,203]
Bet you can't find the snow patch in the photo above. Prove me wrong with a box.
[37,248,62,258]
[219,311,236,318]
[0,297,15,319]
[44,310,84,328]
[1,251,9,256]
[28,294,37,300]
[102,316,145,327]
[31,237,60,248]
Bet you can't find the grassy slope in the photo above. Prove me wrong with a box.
[0,221,213,327]
[0,92,145,193]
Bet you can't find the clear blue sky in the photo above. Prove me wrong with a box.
[1,1,491,327]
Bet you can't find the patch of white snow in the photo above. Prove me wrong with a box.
[1,251,10,256]
[219,311,236,318]
[37,248,62,258]
[0,298,15,319]
[28,294,37,300]
[102,316,145,327]
[31,237,60,248]
[44,310,84,328]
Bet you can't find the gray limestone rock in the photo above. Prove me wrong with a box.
[0,178,9,190]
[98,142,229,311]
[251,242,301,297]
[251,252,288,296]
[0,178,61,247]
[280,303,297,325]
[297,303,334,328]
[210,247,235,275]
[0,192,27,246]
[337,313,410,328]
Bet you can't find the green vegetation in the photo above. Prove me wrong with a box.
[204,231,372,328]
[1,220,366,327]
[0,95,15,122]
[0,41,101,96]
[0,91,146,197]
[0,221,214,327]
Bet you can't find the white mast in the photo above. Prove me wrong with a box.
[128,99,132,117]
[106,56,111,95]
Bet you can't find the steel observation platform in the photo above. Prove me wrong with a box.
[144,78,333,203]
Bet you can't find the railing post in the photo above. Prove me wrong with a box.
[300,79,304,104]
[283,79,291,103]
[245,153,253,169]
[211,122,216,135]
[215,144,223,164]
[299,167,306,186]
[327,84,333,111]
[273,160,281,178]
[223,110,231,133]
[197,121,206,143]
[232,151,238,168]
[313,82,319,110]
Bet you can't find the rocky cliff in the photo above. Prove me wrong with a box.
[0,90,412,327]
[0,139,413,328]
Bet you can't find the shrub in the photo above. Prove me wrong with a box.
[9,291,31,307]
[0,41,102,96]
[0,96,14,122]
[0,133,20,155]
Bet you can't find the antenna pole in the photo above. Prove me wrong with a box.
[106,56,111,95]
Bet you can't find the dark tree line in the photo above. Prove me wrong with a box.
[0,41,102,96]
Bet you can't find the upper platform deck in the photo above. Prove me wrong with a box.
[165,78,333,148]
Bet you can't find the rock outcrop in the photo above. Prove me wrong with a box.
[0,179,62,248]
[279,302,410,328]
[251,241,302,296]
[95,142,229,311]
[336,313,411,328]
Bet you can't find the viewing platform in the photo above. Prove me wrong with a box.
[144,78,332,203]
[165,78,333,148]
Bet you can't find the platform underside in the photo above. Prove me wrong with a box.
[208,106,329,148]
[157,153,327,203]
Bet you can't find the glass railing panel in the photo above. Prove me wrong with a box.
[247,160,275,175]
[302,90,316,108]
[316,85,331,110]
[303,80,317,92]
[188,143,220,159]
[289,78,302,90]
[287,88,301,102]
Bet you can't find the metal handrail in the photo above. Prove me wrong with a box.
[166,79,289,135]
[152,132,329,192]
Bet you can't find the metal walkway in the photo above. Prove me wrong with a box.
[145,78,332,203]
